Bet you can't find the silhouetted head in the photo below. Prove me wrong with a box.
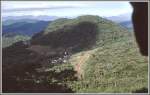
[130,2,148,56]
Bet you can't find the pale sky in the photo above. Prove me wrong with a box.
[1,1,133,17]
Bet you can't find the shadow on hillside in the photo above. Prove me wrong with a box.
[31,21,98,53]
[2,42,78,93]
[3,62,77,93]
[3,21,99,93]
[3,69,77,93]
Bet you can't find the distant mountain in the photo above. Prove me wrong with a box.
[2,19,40,26]
[106,13,132,23]
[105,13,133,30]
[2,20,50,36]
[3,15,59,21]
[119,20,133,30]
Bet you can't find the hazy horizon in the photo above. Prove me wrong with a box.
[2,1,133,18]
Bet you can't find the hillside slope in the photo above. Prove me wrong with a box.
[2,15,148,93]
[2,21,49,36]
[68,37,147,93]
[2,35,30,48]
[31,15,130,52]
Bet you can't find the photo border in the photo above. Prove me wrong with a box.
[0,0,149,95]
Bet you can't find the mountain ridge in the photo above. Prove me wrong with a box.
[2,15,147,93]
[2,21,50,36]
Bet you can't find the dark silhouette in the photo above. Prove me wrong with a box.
[2,41,77,93]
[132,87,148,93]
[130,2,148,56]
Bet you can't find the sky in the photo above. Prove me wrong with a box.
[1,1,133,18]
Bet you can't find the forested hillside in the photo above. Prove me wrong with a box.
[2,15,148,93]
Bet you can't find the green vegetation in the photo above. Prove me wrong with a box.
[2,35,30,48]
[44,15,127,35]
[42,15,148,93]
[67,36,148,93]
[3,15,148,93]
